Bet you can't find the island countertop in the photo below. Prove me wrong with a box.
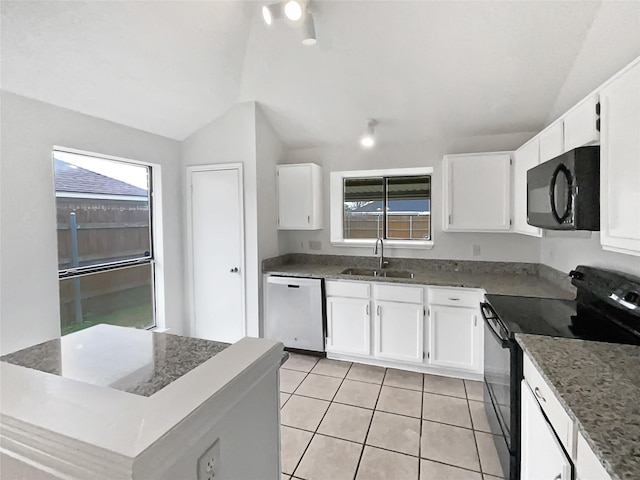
[263,254,575,299]
[516,333,640,480]
[0,324,283,467]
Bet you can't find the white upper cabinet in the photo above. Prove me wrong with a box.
[443,153,512,232]
[539,121,564,162]
[513,138,542,237]
[563,94,600,151]
[277,163,323,230]
[599,60,640,256]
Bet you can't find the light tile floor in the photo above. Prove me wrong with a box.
[280,353,505,480]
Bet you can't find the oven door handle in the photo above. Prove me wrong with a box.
[480,302,510,348]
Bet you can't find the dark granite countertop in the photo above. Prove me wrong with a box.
[516,334,640,480]
[1,324,230,397]
[263,254,575,299]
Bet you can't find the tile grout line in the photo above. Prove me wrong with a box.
[283,423,487,476]
[291,359,355,479]
[283,359,489,479]
[465,380,485,477]
[351,366,387,479]
[418,372,425,479]
[283,357,318,478]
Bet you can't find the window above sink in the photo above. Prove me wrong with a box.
[330,167,434,249]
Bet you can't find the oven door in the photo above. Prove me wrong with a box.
[527,153,576,230]
[480,302,512,447]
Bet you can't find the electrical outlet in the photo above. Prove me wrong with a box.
[197,439,220,480]
[472,244,481,257]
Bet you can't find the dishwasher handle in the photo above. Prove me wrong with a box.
[266,276,322,288]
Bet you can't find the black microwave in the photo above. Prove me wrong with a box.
[527,146,600,231]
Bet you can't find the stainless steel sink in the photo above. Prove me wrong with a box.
[383,270,415,279]
[340,268,383,277]
[340,268,415,279]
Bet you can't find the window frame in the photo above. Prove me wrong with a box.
[53,146,166,333]
[330,167,434,249]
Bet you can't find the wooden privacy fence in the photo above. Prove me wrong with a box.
[57,198,150,268]
[56,198,152,329]
[344,213,431,240]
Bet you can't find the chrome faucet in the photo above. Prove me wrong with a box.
[373,238,389,270]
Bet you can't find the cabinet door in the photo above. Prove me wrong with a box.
[444,153,511,231]
[564,94,600,151]
[539,121,564,162]
[277,164,322,230]
[428,305,480,372]
[326,297,370,356]
[521,381,573,480]
[374,301,424,364]
[599,62,640,256]
[513,139,542,237]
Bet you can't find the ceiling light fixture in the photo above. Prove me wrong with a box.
[284,0,303,21]
[302,12,317,45]
[360,119,377,148]
[262,3,281,26]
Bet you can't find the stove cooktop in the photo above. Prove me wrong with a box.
[485,294,640,346]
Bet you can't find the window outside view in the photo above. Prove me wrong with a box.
[343,175,431,241]
[54,151,155,335]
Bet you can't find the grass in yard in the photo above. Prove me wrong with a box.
[61,303,153,336]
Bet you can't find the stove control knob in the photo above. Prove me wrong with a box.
[622,291,640,307]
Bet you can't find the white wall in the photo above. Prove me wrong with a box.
[181,102,262,338]
[279,133,542,263]
[541,232,640,276]
[539,3,640,276]
[0,92,185,355]
[545,1,640,124]
[255,105,284,335]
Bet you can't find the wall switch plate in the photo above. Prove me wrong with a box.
[197,439,220,480]
[472,244,481,256]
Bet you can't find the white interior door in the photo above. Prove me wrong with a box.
[189,165,245,343]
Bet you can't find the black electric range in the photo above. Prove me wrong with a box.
[479,265,640,480]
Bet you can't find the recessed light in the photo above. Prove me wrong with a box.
[302,12,317,45]
[284,0,303,21]
[360,119,377,148]
[262,3,281,26]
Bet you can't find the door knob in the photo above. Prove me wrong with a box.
[230,267,239,273]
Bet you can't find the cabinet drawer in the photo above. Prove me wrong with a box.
[429,287,482,308]
[523,354,573,453]
[373,283,424,303]
[576,431,611,480]
[326,280,370,299]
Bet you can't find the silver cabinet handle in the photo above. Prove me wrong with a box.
[534,387,546,403]
[377,305,381,316]
[366,304,369,316]
[307,215,311,223]
[448,297,460,301]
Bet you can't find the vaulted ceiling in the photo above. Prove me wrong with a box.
[2,1,639,148]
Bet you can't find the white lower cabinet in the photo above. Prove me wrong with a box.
[374,300,424,364]
[428,305,481,373]
[520,380,573,480]
[326,296,370,356]
[325,280,484,379]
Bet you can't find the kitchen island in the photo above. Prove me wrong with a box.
[0,324,283,480]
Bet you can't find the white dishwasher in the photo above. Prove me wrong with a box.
[265,276,325,353]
